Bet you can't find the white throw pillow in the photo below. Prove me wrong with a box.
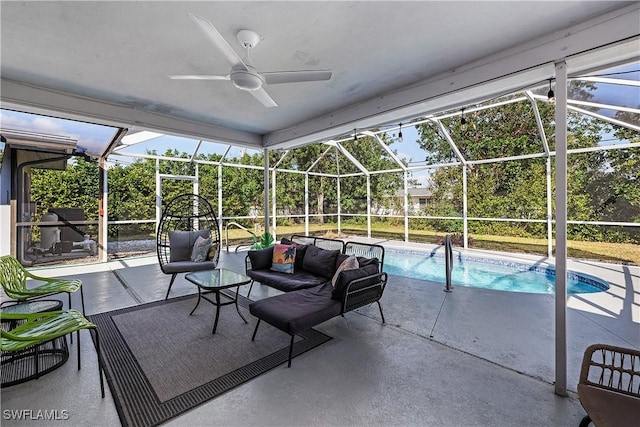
[331,255,359,287]
[190,236,212,262]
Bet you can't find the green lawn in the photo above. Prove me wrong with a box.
[265,222,640,266]
[127,221,638,265]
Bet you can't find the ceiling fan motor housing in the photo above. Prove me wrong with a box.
[231,67,263,91]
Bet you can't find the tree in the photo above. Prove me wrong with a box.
[107,156,156,237]
[31,158,100,220]
[274,135,404,225]
[413,79,635,242]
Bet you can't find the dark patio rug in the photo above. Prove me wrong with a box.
[89,293,331,427]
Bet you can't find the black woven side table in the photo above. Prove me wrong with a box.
[1,300,70,387]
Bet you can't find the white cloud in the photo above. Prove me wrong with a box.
[0,111,65,135]
[31,116,66,134]
[0,111,31,129]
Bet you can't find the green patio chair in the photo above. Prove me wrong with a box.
[0,255,85,313]
[0,309,104,397]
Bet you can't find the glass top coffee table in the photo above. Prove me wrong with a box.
[185,268,251,334]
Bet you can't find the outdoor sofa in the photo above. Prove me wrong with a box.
[245,236,387,366]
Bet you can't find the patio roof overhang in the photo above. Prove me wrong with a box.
[1,2,638,157]
[0,1,639,401]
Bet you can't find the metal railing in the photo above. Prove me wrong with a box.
[444,235,453,292]
[224,222,257,252]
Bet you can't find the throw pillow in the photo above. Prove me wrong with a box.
[206,243,218,261]
[270,244,297,274]
[331,255,359,287]
[357,257,379,269]
[248,246,275,270]
[281,238,308,271]
[169,230,211,262]
[335,253,350,270]
[190,236,212,262]
[302,245,340,279]
[332,264,380,300]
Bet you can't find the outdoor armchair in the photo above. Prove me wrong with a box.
[156,194,221,300]
[577,343,640,427]
[1,309,104,397]
[0,255,85,313]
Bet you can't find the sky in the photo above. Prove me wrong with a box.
[0,109,118,157]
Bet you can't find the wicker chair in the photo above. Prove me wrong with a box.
[577,343,640,427]
[156,194,221,300]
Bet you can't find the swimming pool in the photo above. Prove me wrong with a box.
[384,250,609,295]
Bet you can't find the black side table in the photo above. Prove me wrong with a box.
[1,300,70,387]
[185,268,251,334]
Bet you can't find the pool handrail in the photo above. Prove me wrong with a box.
[224,221,256,252]
[444,235,453,292]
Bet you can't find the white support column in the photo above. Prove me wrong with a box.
[263,149,270,235]
[305,173,309,235]
[193,162,200,229]
[526,90,553,258]
[99,159,108,262]
[194,162,199,195]
[554,60,568,397]
[272,168,277,239]
[403,170,409,242]
[155,158,161,228]
[435,118,469,247]
[337,175,341,233]
[336,146,341,233]
[463,165,468,248]
[366,175,371,238]
[218,163,223,239]
[547,157,553,257]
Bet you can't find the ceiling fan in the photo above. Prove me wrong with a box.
[169,13,332,107]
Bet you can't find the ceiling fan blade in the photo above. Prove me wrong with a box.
[250,87,278,108]
[187,13,246,70]
[261,70,332,85]
[169,74,230,80]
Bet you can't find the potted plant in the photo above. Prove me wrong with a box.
[251,232,275,250]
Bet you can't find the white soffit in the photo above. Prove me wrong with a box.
[263,4,640,149]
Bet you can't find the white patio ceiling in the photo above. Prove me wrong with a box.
[1,1,639,156]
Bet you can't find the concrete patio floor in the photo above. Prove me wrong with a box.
[1,239,638,426]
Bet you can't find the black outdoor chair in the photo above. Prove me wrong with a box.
[156,194,220,299]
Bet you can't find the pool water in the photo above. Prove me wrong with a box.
[384,251,608,295]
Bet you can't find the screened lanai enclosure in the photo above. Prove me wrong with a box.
[0,2,639,406]
[1,62,638,266]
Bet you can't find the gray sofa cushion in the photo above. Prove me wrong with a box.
[169,230,211,262]
[357,256,379,270]
[246,269,328,292]
[331,263,380,300]
[163,260,215,273]
[249,283,341,335]
[248,247,275,270]
[302,245,339,279]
